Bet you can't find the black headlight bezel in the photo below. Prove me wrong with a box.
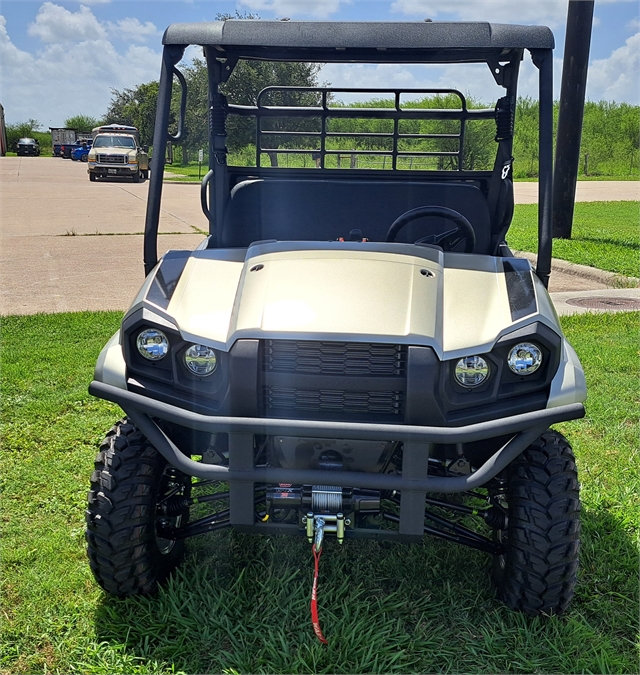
[439,322,562,417]
[122,309,228,403]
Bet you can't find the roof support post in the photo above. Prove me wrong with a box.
[532,48,554,289]
[204,48,231,246]
[144,44,186,276]
[552,0,595,239]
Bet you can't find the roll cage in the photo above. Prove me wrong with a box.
[144,20,554,285]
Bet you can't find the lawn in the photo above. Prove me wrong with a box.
[508,201,640,278]
[1,312,638,674]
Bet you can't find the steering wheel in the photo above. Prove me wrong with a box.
[385,206,476,253]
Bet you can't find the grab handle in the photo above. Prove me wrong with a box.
[168,67,187,143]
[200,169,213,221]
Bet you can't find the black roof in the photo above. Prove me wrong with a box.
[163,20,553,63]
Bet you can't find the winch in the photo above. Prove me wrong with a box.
[305,486,346,546]
[264,484,381,543]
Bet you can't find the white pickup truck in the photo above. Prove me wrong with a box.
[87,123,149,182]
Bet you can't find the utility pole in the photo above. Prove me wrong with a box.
[552,0,595,239]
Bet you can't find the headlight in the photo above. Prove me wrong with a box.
[136,328,169,361]
[507,342,542,375]
[184,344,217,376]
[454,355,489,387]
[128,157,138,164]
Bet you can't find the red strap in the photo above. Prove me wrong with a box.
[310,546,328,645]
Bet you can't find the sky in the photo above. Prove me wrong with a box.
[0,0,638,127]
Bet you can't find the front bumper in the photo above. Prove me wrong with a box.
[90,379,584,494]
[89,164,137,177]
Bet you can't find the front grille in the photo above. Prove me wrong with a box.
[261,340,407,419]
[264,386,404,415]
[98,154,126,164]
[264,340,406,376]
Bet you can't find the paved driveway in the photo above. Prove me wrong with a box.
[1,156,638,315]
[1,157,204,314]
[512,180,639,203]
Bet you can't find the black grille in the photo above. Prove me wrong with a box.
[264,386,404,415]
[261,340,407,419]
[98,154,126,164]
[263,340,406,376]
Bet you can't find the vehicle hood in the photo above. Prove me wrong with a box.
[138,242,553,360]
[90,147,136,155]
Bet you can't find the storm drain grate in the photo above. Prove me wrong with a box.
[566,296,640,310]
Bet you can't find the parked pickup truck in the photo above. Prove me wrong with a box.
[60,139,91,159]
[87,124,149,182]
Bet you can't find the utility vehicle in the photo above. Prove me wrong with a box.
[87,20,586,617]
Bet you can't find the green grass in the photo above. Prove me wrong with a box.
[162,162,207,182]
[163,158,640,183]
[1,312,638,674]
[5,150,54,158]
[513,175,639,182]
[161,158,640,184]
[509,201,640,278]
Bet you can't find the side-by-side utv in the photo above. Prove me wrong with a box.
[86,20,586,617]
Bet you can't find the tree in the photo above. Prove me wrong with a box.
[103,81,161,145]
[175,11,322,162]
[180,57,322,158]
[63,114,102,133]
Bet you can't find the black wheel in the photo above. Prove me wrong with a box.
[81,154,88,162]
[132,170,141,183]
[385,205,476,252]
[89,173,97,182]
[85,419,190,597]
[492,430,580,615]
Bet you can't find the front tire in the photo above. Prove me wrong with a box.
[89,173,96,182]
[132,170,141,183]
[85,419,190,597]
[492,430,580,615]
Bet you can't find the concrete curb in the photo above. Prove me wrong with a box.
[514,250,640,288]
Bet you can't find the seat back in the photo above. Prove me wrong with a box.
[220,179,491,252]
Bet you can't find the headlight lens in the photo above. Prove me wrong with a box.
[184,344,217,376]
[136,328,169,361]
[454,355,489,387]
[508,342,543,375]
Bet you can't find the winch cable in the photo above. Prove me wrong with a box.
[310,543,328,645]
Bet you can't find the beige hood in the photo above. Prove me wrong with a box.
[162,244,546,359]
